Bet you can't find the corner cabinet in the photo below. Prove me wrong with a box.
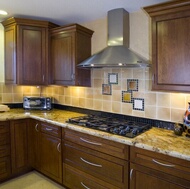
[144,1,190,92]
[28,119,62,184]
[50,24,93,87]
[2,17,57,85]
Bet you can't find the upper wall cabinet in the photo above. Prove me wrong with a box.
[144,0,190,92]
[2,17,57,85]
[50,24,94,87]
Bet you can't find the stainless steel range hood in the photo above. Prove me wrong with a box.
[78,8,150,68]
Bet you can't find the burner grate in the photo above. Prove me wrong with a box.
[67,115,151,138]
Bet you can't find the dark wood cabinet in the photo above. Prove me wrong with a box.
[144,1,190,92]
[63,129,129,189]
[28,120,62,184]
[130,146,190,189]
[0,121,11,182]
[50,24,93,86]
[40,122,62,184]
[28,119,40,170]
[2,17,57,85]
[10,119,30,176]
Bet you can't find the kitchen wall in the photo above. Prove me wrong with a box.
[0,10,189,123]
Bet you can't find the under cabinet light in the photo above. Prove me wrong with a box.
[0,10,8,15]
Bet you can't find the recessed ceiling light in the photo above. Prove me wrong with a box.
[0,10,8,15]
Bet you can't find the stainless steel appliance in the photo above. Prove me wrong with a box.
[67,115,151,138]
[23,96,52,110]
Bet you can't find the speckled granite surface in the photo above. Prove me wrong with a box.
[1,108,190,161]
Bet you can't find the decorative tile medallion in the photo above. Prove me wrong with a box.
[127,79,138,91]
[122,91,132,103]
[102,84,112,95]
[108,73,118,84]
[132,98,144,111]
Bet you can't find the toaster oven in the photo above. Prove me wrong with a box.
[23,96,52,110]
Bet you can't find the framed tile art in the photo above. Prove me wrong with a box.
[127,79,138,91]
[122,91,132,103]
[132,98,144,111]
[102,84,112,95]
[108,73,118,84]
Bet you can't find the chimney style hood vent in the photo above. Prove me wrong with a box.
[78,8,150,68]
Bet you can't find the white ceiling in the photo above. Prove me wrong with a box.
[0,0,170,25]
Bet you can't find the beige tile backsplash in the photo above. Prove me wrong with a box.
[0,67,188,123]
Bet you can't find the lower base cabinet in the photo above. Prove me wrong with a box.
[130,146,190,189]
[10,119,30,176]
[130,163,189,189]
[0,121,11,182]
[28,119,62,184]
[64,164,119,189]
[63,129,129,189]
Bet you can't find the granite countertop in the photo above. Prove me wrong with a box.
[1,108,190,161]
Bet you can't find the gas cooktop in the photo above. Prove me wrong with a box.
[67,115,152,138]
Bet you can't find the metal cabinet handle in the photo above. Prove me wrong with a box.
[71,73,75,80]
[80,157,102,168]
[81,182,90,189]
[35,123,39,132]
[43,75,45,82]
[130,169,133,180]
[45,128,53,131]
[57,143,61,152]
[80,138,102,146]
[152,159,175,167]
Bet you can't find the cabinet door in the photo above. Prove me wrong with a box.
[17,25,47,85]
[144,1,190,92]
[28,119,40,170]
[10,119,30,175]
[130,163,189,189]
[4,25,17,84]
[40,133,62,184]
[0,157,11,182]
[51,33,75,85]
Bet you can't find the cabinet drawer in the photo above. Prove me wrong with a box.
[63,129,129,160]
[0,156,11,181]
[63,164,120,189]
[0,133,10,146]
[41,122,61,138]
[64,141,128,188]
[130,146,190,182]
[0,145,10,157]
[0,122,9,134]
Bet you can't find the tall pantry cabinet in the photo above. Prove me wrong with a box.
[2,17,57,85]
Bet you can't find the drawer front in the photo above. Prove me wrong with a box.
[130,146,190,182]
[0,156,11,181]
[63,129,129,160]
[63,164,120,189]
[64,141,128,188]
[0,122,9,134]
[0,145,10,157]
[41,122,61,138]
[0,133,10,146]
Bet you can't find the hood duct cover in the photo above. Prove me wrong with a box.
[78,8,150,68]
